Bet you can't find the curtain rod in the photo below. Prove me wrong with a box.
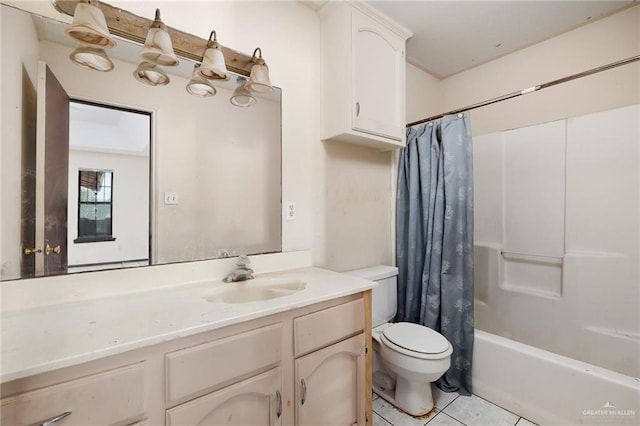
[406,55,640,128]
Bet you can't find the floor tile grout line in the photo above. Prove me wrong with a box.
[438,392,461,412]
[471,392,526,421]
[372,411,393,426]
[443,411,469,426]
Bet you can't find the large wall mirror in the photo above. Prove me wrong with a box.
[0,4,282,281]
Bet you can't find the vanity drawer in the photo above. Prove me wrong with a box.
[1,363,145,426]
[165,323,283,406]
[294,299,364,357]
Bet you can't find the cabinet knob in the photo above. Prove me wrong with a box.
[355,102,361,117]
[300,378,307,405]
[29,411,72,426]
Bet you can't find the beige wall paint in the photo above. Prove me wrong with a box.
[317,141,393,271]
[406,62,442,124]
[440,5,640,136]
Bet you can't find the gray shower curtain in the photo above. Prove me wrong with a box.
[396,113,474,395]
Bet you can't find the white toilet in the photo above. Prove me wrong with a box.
[347,265,453,416]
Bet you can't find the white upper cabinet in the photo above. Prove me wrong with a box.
[320,2,412,151]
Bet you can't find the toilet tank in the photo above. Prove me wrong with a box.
[345,265,398,327]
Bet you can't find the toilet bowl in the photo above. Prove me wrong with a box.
[373,322,452,415]
[346,266,453,416]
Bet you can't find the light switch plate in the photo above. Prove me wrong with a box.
[164,192,178,205]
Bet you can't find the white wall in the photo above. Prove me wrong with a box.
[67,150,149,266]
[0,6,39,280]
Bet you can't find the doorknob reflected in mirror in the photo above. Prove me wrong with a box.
[23,244,62,256]
[46,244,62,255]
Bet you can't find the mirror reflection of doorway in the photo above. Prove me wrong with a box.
[67,100,151,273]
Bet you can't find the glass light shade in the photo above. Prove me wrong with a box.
[196,46,229,81]
[65,1,116,49]
[139,10,179,66]
[133,62,169,86]
[230,78,255,107]
[246,63,273,93]
[186,70,217,97]
[69,45,114,72]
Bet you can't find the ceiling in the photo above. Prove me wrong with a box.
[309,1,635,79]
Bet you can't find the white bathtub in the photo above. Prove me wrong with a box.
[472,329,640,425]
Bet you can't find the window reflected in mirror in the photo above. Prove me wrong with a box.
[76,170,114,242]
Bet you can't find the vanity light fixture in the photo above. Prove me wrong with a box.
[195,30,229,81]
[139,9,179,66]
[133,62,170,86]
[246,48,273,93]
[186,65,217,97]
[69,43,114,72]
[65,0,116,49]
[230,76,256,107]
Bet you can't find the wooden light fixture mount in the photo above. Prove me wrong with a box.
[54,0,254,76]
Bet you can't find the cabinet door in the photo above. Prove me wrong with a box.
[295,334,366,426]
[166,367,283,426]
[352,12,405,142]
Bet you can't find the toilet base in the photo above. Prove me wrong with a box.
[374,378,435,417]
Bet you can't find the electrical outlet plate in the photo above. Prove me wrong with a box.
[286,201,296,220]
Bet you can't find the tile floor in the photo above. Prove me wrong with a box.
[373,387,538,426]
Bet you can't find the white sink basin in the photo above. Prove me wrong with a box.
[203,278,306,304]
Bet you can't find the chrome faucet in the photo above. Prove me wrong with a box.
[223,255,254,283]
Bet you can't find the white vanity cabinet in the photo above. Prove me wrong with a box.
[320,1,411,151]
[1,291,372,426]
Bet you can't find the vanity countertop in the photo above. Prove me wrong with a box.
[1,266,375,383]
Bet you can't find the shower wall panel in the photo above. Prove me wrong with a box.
[472,104,640,377]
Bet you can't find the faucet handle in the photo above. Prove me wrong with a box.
[236,254,251,267]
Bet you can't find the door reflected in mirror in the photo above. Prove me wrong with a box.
[68,101,151,274]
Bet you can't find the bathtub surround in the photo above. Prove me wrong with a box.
[473,104,640,378]
[397,114,474,395]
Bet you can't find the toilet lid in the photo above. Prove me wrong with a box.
[382,322,450,354]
